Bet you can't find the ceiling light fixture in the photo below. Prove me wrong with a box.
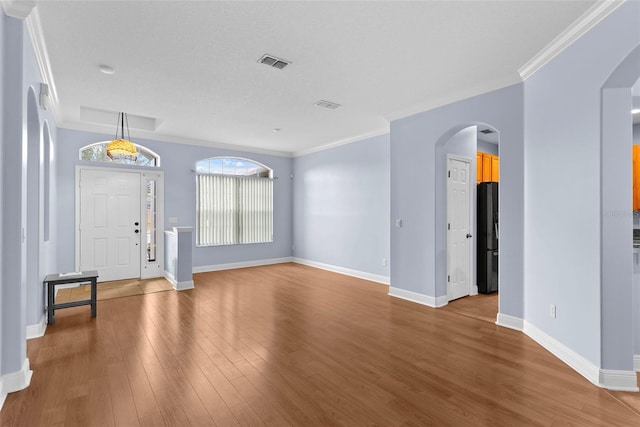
[633,108,640,114]
[107,112,137,162]
[99,64,115,75]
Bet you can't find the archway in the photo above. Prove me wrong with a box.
[434,122,502,322]
[600,42,640,383]
[25,87,42,329]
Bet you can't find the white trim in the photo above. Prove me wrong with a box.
[388,287,448,308]
[599,369,639,392]
[292,258,390,285]
[524,320,638,392]
[518,0,626,81]
[193,257,293,274]
[634,354,640,372]
[61,122,293,158]
[163,271,194,291]
[26,315,46,339]
[0,358,32,411]
[1,0,36,20]
[292,128,389,158]
[495,313,524,331]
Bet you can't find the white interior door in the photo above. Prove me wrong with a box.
[79,169,141,281]
[447,156,471,301]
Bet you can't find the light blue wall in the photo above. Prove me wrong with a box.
[56,128,293,272]
[292,134,390,279]
[477,139,498,155]
[1,13,27,378]
[524,1,640,368]
[390,83,524,318]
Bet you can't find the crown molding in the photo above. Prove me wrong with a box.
[1,0,35,20]
[519,0,626,81]
[24,6,61,123]
[58,120,294,158]
[292,128,389,158]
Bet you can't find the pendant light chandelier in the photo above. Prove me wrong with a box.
[107,112,137,162]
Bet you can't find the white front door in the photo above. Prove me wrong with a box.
[79,169,141,281]
[447,156,472,301]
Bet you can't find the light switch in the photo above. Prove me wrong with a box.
[395,219,403,228]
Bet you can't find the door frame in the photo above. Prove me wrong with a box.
[75,165,165,280]
[446,154,475,301]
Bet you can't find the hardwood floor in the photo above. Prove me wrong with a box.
[2,263,639,426]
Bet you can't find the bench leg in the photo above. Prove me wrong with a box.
[47,283,54,324]
[91,278,97,317]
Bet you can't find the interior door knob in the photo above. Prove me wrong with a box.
[466,233,472,238]
[134,229,139,234]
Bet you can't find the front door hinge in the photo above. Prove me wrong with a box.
[448,223,450,230]
[448,275,450,282]
[448,170,451,178]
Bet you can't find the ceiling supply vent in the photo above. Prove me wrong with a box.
[258,54,291,70]
[314,100,342,110]
[480,128,495,134]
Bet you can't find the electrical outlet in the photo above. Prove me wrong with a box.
[550,304,557,318]
[381,258,387,267]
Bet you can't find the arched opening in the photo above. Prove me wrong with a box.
[25,87,41,327]
[434,122,502,323]
[601,42,640,380]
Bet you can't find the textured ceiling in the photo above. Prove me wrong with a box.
[33,0,598,155]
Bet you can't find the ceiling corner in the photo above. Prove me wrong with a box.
[2,0,35,20]
[518,0,626,81]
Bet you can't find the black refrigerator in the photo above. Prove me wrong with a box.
[477,182,498,294]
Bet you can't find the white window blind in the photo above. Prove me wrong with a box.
[197,174,273,246]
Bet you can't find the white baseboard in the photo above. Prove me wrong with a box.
[388,287,448,308]
[26,315,47,339]
[163,272,194,291]
[193,257,293,274]
[634,354,640,372]
[524,321,638,392]
[0,358,32,411]
[292,258,390,285]
[599,369,639,391]
[495,313,524,331]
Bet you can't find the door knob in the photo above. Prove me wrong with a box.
[134,229,139,234]
[466,233,472,238]
[134,222,139,226]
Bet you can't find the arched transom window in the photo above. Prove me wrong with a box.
[195,157,273,246]
[79,141,160,167]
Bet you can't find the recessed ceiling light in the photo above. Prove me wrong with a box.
[273,128,281,132]
[99,64,115,75]
[633,108,640,114]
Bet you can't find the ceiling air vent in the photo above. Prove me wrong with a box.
[314,100,342,110]
[258,54,291,70]
[480,128,495,134]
